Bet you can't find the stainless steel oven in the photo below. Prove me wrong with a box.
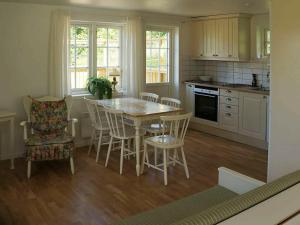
[194,86,219,122]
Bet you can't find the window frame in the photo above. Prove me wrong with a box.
[145,25,174,86]
[70,21,123,95]
[264,29,271,56]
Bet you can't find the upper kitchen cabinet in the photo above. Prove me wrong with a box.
[191,14,251,61]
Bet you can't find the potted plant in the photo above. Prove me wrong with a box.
[87,77,113,100]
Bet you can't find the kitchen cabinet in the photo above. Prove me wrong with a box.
[185,84,195,115]
[220,89,239,132]
[191,21,204,57]
[238,92,267,140]
[191,14,250,61]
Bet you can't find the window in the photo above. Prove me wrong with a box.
[69,23,122,93]
[70,25,90,90]
[146,29,171,84]
[264,29,271,56]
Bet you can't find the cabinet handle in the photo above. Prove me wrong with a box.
[200,54,203,56]
[226,105,232,109]
[227,98,232,101]
[226,90,232,93]
[226,113,232,117]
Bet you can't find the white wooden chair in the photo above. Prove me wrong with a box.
[143,97,182,165]
[84,98,110,163]
[141,112,192,185]
[20,96,78,178]
[104,107,147,175]
[140,92,159,103]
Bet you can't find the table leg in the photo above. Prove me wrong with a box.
[10,118,15,170]
[134,119,142,176]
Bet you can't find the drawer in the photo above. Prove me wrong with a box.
[219,111,238,133]
[220,96,239,106]
[220,89,239,98]
[220,104,238,114]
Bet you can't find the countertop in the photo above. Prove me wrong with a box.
[185,80,270,95]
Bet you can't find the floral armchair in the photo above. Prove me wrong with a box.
[20,96,78,178]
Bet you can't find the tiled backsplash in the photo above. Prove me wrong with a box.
[183,59,270,88]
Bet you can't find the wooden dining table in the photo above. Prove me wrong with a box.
[97,97,182,176]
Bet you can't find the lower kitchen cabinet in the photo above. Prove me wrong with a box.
[238,92,268,140]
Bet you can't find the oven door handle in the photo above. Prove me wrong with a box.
[194,92,217,98]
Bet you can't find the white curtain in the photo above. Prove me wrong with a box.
[123,17,145,98]
[48,10,71,97]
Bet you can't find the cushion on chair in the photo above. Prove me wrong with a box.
[26,141,74,161]
[30,98,68,136]
[110,186,238,225]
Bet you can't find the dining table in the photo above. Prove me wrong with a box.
[97,97,183,176]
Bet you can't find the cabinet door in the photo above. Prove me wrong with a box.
[239,93,267,140]
[185,84,195,115]
[191,21,204,58]
[215,18,229,58]
[203,20,216,57]
[228,18,239,59]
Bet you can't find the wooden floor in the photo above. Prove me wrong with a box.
[0,130,267,225]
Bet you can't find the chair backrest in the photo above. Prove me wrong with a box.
[84,97,107,130]
[23,95,73,122]
[104,107,127,138]
[161,97,181,108]
[140,92,159,103]
[23,96,72,135]
[161,112,192,143]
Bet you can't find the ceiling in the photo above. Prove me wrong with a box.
[0,0,270,17]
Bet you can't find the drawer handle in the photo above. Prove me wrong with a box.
[226,90,232,93]
[226,98,232,101]
[226,113,232,117]
[226,105,232,109]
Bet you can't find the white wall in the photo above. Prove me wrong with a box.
[0,2,187,159]
[268,0,300,181]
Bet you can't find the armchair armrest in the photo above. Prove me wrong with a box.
[69,118,78,137]
[20,121,29,140]
[218,167,266,195]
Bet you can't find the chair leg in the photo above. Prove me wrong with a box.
[180,147,189,179]
[88,129,96,155]
[163,149,168,186]
[173,149,178,166]
[120,140,125,175]
[70,157,75,175]
[27,161,31,179]
[105,137,113,168]
[141,143,147,174]
[127,139,131,160]
[96,131,103,163]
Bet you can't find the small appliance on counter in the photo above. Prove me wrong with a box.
[252,74,258,87]
[199,75,212,82]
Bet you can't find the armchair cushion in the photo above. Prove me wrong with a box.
[30,98,68,136]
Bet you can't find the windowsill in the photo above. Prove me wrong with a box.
[146,82,170,87]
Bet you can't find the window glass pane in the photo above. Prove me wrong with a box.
[160,49,168,66]
[146,49,151,68]
[97,67,107,77]
[151,49,159,68]
[70,69,76,89]
[76,69,89,89]
[97,28,107,47]
[97,48,107,67]
[70,26,76,45]
[70,47,75,67]
[108,48,119,67]
[108,28,120,47]
[76,47,89,67]
[160,66,168,83]
[75,26,89,46]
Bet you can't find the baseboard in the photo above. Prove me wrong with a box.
[189,122,268,150]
